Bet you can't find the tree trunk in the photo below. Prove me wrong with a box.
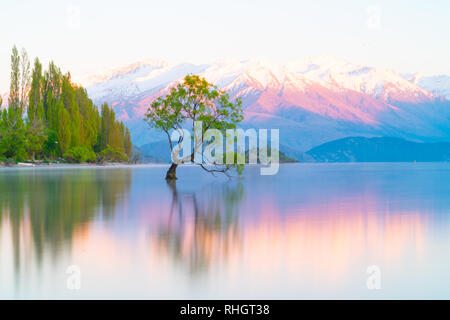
[165,163,178,180]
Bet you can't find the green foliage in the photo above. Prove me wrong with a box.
[99,145,128,162]
[145,74,244,177]
[57,106,71,155]
[8,45,20,111]
[146,75,243,133]
[62,75,81,147]
[26,117,47,160]
[43,61,63,132]
[64,146,96,163]
[0,107,28,161]
[0,46,133,164]
[124,127,133,160]
[19,48,31,111]
[43,129,58,156]
[98,103,129,162]
[0,156,15,166]
[76,87,99,148]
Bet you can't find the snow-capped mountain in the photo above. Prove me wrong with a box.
[288,55,434,103]
[77,56,450,151]
[77,58,171,101]
[402,73,450,100]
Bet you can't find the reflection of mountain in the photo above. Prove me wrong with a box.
[228,209,427,286]
[148,191,429,290]
[1,165,447,298]
[0,168,131,274]
[153,181,244,275]
[147,166,432,284]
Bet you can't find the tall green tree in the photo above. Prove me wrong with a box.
[57,104,71,155]
[124,127,133,160]
[100,103,111,151]
[43,61,62,131]
[8,45,20,112]
[0,109,7,157]
[76,87,99,148]
[26,57,47,160]
[28,58,45,123]
[0,107,27,161]
[114,121,125,152]
[97,103,129,162]
[2,46,29,161]
[2,47,132,163]
[19,48,31,112]
[26,120,47,160]
[62,74,81,147]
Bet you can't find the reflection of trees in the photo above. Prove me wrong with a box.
[156,180,244,275]
[0,168,131,273]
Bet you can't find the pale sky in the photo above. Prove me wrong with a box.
[1,0,449,92]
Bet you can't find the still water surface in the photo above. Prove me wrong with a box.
[1,163,450,299]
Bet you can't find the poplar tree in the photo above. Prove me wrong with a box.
[76,87,99,148]
[124,127,133,160]
[57,106,71,155]
[100,103,111,150]
[19,48,31,111]
[26,57,47,160]
[62,74,81,147]
[3,46,28,161]
[0,108,6,157]
[28,58,44,123]
[43,62,62,131]
[2,46,132,163]
[1,107,27,161]
[8,45,20,112]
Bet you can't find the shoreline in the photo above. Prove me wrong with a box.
[2,161,448,171]
[0,162,153,169]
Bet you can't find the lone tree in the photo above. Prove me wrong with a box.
[145,75,244,180]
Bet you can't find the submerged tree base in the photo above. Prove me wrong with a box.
[165,163,178,180]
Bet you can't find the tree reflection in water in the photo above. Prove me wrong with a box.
[0,168,131,278]
[156,180,245,275]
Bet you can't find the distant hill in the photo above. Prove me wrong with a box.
[140,141,298,163]
[132,145,166,163]
[306,137,450,162]
[138,137,450,163]
[246,149,298,164]
[139,141,172,163]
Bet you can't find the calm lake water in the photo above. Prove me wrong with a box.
[1,163,450,299]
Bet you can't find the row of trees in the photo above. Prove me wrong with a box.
[0,46,132,163]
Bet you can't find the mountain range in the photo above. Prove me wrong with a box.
[306,137,450,162]
[74,55,450,156]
